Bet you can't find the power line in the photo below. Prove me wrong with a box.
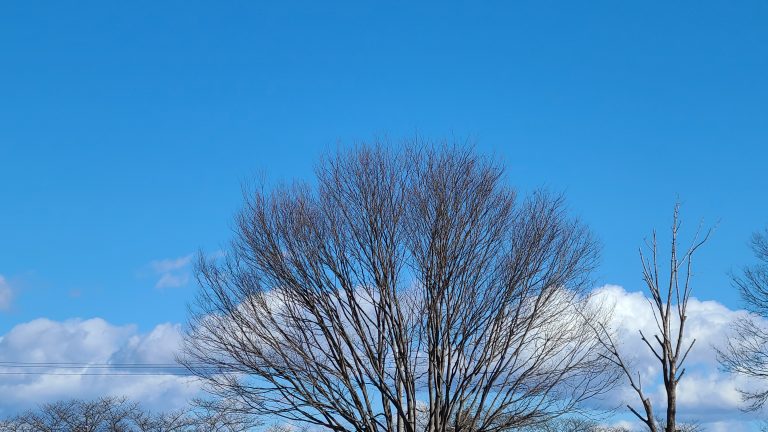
[0,361,194,367]
[0,371,200,376]
[0,361,234,376]
[1,367,188,370]
[0,364,187,369]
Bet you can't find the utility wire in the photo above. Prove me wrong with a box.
[0,372,199,376]
[0,361,235,376]
[0,361,199,367]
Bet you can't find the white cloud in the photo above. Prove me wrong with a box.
[591,285,765,430]
[155,272,190,289]
[149,255,193,289]
[0,275,13,311]
[3,284,765,429]
[706,420,753,432]
[0,317,201,415]
[112,323,185,364]
[151,256,193,274]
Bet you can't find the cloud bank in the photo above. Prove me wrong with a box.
[591,285,765,431]
[0,285,765,430]
[0,318,201,416]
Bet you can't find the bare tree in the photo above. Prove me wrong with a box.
[522,417,628,432]
[593,205,710,432]
[0,397,137,432]
[718,228,768,411]
[0,397,257,432]
[523,417,702,432]
[182,142,619,432]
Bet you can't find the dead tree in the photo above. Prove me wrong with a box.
[594,205,710,432]
[717,228,768,411]
[182,142,619,432]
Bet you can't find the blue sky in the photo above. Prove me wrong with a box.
[1,1,767,428]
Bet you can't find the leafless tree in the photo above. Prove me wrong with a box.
[718,228,768,411]
[592,205,710,432]
[522,417,626,432]
[182,142,619,432]
[0,397,137,432]
[0,397,257,432]
[523,417,701,432]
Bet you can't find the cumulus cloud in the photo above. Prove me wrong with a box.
[592,285,765,430]
[2,284,764,429]
[0,275,13,311]
[149,255,193,289]
[0,318,201,415]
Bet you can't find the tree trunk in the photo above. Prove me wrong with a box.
[666,382,676,432]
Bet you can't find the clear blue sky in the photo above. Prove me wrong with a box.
[1,0,767,336]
